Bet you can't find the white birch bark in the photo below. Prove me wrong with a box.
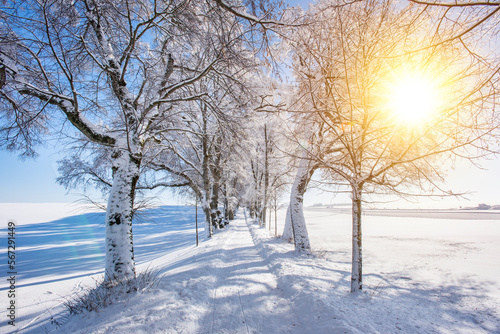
[282,146,320,249]
[285,153,318,252]
[350,183,363,292]
[204,206,212,239]
[262,124,270,228]
[202,196,212,239]
[282,204,293,242]
[105,150,140,281]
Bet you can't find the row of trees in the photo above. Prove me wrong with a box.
[2,0,499,293]
[281,0,500,292]
[0,0,292,280]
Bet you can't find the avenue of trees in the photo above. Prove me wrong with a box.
[1,0,499,292]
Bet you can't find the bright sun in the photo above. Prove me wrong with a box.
[388,73,440,125]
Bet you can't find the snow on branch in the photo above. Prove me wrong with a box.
[400,3,500,53]
[410,0,500,7]
[18,86,116,146]
[157,58,219,100]
[136,182,190,190]
[147,93,208,111]
[213,0,297,27]
[150,161,200,194]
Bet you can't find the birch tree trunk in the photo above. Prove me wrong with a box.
[262,124,270,228]
[350,183,363,292]
[105,150,140,281]
[222,184,231,225]
[283,155,318,252]
[289,189,310,252]
[203,173,212,238]
[202,106,213,238]
[203,204,212,238]
[210,152,222,229]
[282,204,293,242]
[283,154,318,252]
[210,183,221,229]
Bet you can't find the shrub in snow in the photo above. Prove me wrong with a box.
[64,268,161,315]
[478,203,491,210]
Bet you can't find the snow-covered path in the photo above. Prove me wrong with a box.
[57,212,309,334]
[5,205,499,333]
[205,214,302,333]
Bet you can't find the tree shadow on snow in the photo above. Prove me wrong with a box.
[0,205,199,285]
[243,219,500,333]
[255,245,500,333]
[357,272,500,333]
[150,243,304,333]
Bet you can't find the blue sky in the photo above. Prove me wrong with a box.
[0,147,186,204]
[2,139,500,207]
[2,0,500,208]
[0,148,75,203]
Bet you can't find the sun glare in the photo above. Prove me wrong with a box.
[387,73,440,125]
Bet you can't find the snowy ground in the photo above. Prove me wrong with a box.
[1,204,499,333]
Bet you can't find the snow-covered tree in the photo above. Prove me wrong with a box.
[409,0,500,48]
[280,117,339,252]
[142,0,295,237]
[0,0,271,280]
[242,108,293,228]
[151,68,261,237]
[289,0,499,292]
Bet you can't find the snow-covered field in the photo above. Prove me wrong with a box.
[1,204,499,333]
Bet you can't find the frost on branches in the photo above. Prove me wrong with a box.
[289,0,499,292]
[0,0,280,279]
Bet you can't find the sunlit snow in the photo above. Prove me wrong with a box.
[1,204,499,333]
